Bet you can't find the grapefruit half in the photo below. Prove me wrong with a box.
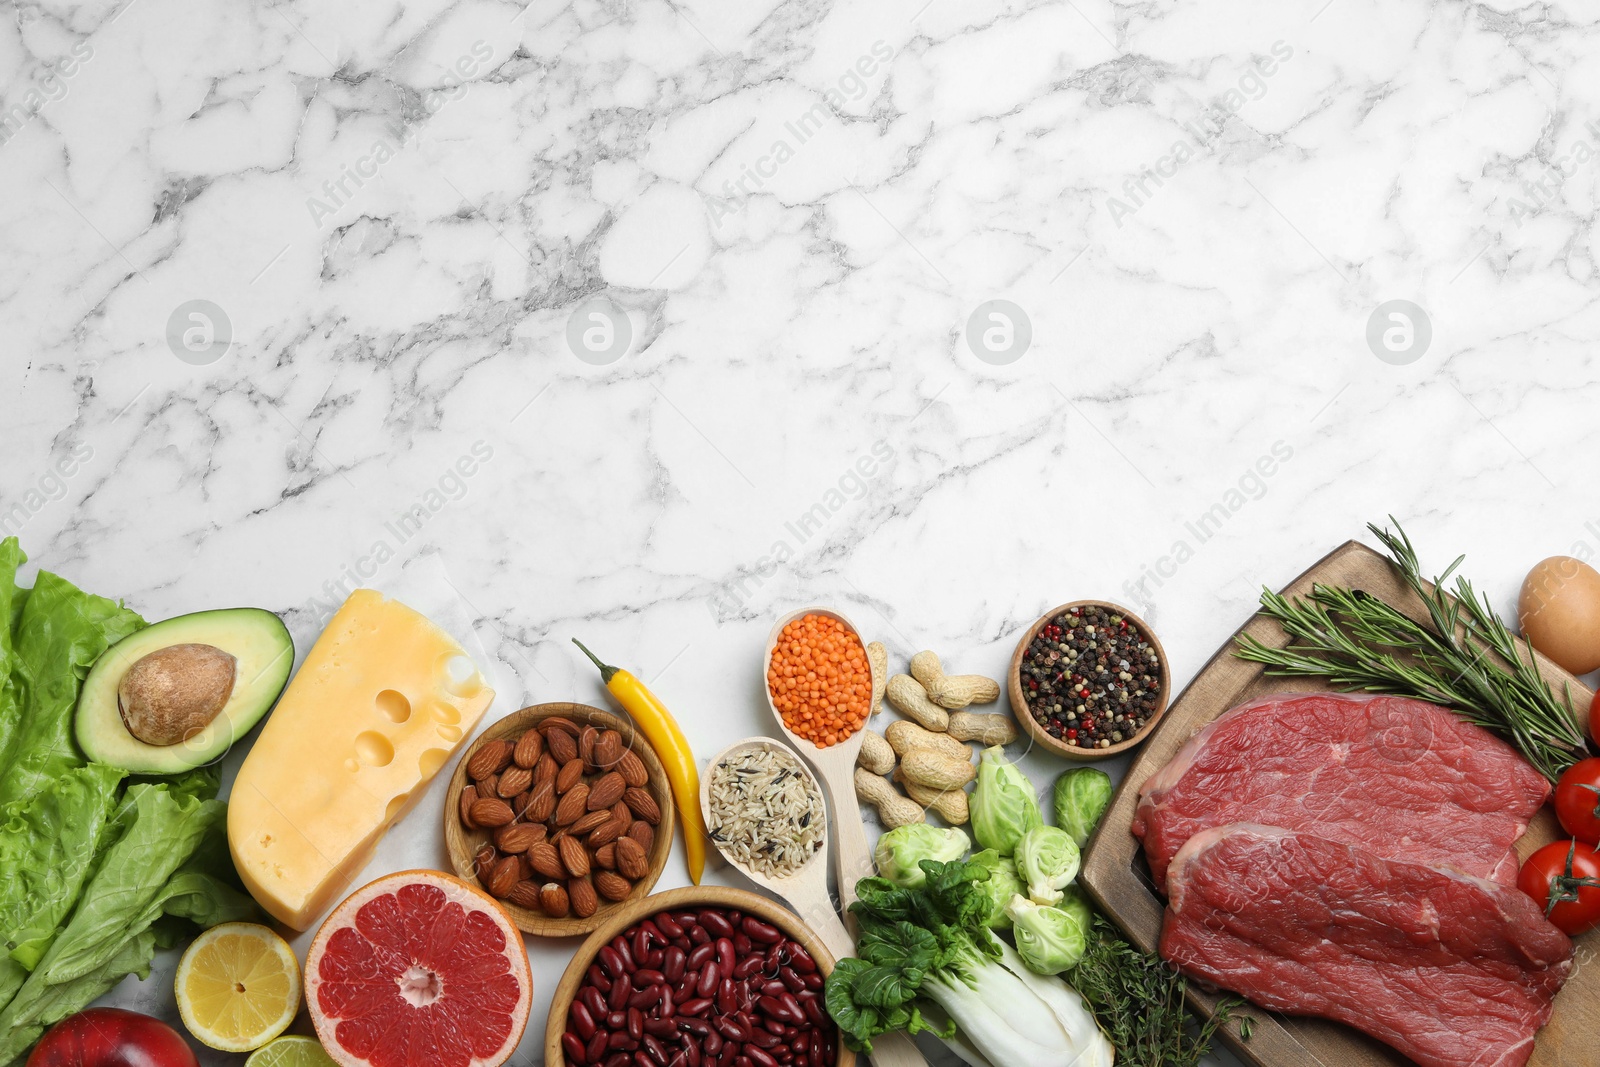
[305,870,531,1067]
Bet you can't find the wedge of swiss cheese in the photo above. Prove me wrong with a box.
[227,589,493,929]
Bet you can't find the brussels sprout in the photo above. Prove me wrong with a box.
[1006,893,1092,975]
[1014,825,1080,905]
[1053,768,1113,847]
[968,848,1026,929]
[873,824,971,887]
[970,746,1042,856]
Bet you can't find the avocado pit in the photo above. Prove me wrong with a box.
[118,643,237,746]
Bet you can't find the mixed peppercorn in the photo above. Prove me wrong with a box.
[1019,604,1162,749]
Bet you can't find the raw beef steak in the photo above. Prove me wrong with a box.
[1162,824,1573,1067]
[1134,692,1550,887]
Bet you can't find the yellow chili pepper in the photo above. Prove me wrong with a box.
[573,638,706,884]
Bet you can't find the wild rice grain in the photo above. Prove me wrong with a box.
[707,747,825,877]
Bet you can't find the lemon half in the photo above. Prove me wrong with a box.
[176,922,301,1052]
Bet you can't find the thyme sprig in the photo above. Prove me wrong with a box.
[1235,518,1590,783]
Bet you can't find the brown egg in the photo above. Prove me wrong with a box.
[1518,556,1600,675]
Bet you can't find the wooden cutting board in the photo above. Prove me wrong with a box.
[1078,540,1597,1067]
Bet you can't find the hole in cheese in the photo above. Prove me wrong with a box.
[439,654,482,696]
[354,731,395,768]
[437,725,462,742]
[375,689,412,723]
[432,701,462,725]
[418,747,449,779]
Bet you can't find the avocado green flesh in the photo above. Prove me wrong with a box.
[76,607,294,773]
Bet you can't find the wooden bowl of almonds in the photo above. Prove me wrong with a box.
[443,701,675,936]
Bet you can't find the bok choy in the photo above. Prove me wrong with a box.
[824,859,1113,1067]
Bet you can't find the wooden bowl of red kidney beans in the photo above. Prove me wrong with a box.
[544,886,854,1067]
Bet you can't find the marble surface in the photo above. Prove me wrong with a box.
[7,0,1600,1063]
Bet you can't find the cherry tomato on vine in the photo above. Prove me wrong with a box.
[1519,839,1600,936]
[1554,758,1600,844]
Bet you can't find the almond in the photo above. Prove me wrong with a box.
[540,882,571,917]
[497,765,533,799]
[556,758,585,795]
[595,870,633,902]
[467,739,513,781]
[569,875,598,918]
[568,809,611,837]
[587,812,627,848]
[527,781,556,823]
[615,836,650,880]
[558,835,591,878]
[459,785,479,829]
[513,791,531,818]
[594,730,623,769]
[494,823,543,853]
[623,786,661,825]
[594,842,617,869]
[587,772,627,811]
[555,783,590,825]
[542,715,581,737]
[478,772,498,799]
[506,880,542,910]
[547,728,578,765]
[489,855,520,898]
[473,844,498,885]
[617,749,649,788]
[517,852,533,881]
[469,798,514,827]
[627,820,654,853]
[579,725,599,771]
[612,800,630,823]
[512,728,544,769]
[529,841,565,880]
[533,753,559,789]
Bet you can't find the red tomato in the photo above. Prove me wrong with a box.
[1554,758,1600,844]
[25,1008,198,1067]
[1519,840,1600,936]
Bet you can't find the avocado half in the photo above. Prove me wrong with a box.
[77,607,294,773]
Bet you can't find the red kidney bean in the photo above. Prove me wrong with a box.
[689,924,712,945]
[685,1042,701,1067]
[733,933,753,956]
[572,1002,599,1041]
[646,948,665,969]
[735,1056,753,1067]
[714,1016,747,1042]
[746,1048,778,1067]
[583,987,608,1020]
[628,1007,644,1042]
[741,916,782,944]
[747,1027,779,1049]
[788,944,816,973]
[592,1030,618,1059]
[610,974,633,1011]
[644,1018,676,1037]
[636,968,666,986]
[663,946,687,983]
[765,945,784,972]
[645,1036,670,1064]
[564,1031,591,1065]
[628,985,660,1010]
[759,980,785,997]
[614,937,637,972]
[607,1011,627,1029]
[808,1041,823,1067]
[672,936,693,954]
[756,997,789,1023]
[703,1030,723,1056]
[606,1055,631,1067]
[600,946,626,980]
[700,910,735,938]
[679,997,712,1017]
[659,986,674,1020]
[657,913,685,939]
[723,1043,742,1064]
[733,956,764,979]
[777,993,803,1023]
[715,938,736,977]
[761,1018,785,1036]
[608,1031,639,1051]
[800,995,825,1028]
[687,943,716,970]
[800,972,822,991]
[678,1017,711,1036]
[695,961,718,999]
[717,977,737,1015]
[778,968,803,993]
[588,964,614,993]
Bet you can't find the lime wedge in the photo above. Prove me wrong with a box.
[245,1036,339,1067]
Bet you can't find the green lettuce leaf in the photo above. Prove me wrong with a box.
[0,763,124,969]
[0,539,30,777]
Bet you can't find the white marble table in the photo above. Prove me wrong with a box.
[7,0,1600,1064]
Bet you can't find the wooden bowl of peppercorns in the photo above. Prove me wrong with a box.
[1008,600,1171,761]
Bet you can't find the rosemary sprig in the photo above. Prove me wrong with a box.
[1235,518,1590,783]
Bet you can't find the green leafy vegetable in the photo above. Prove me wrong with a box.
[970,745,1042,856]
[1235,518,1591,783]
[873,824,970,888]
[1014,825,1080,905]
[968,848,1024,929]
[1053,768,1112,847]
[1006,892,1092,975]
[1067,914,1246,1067]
